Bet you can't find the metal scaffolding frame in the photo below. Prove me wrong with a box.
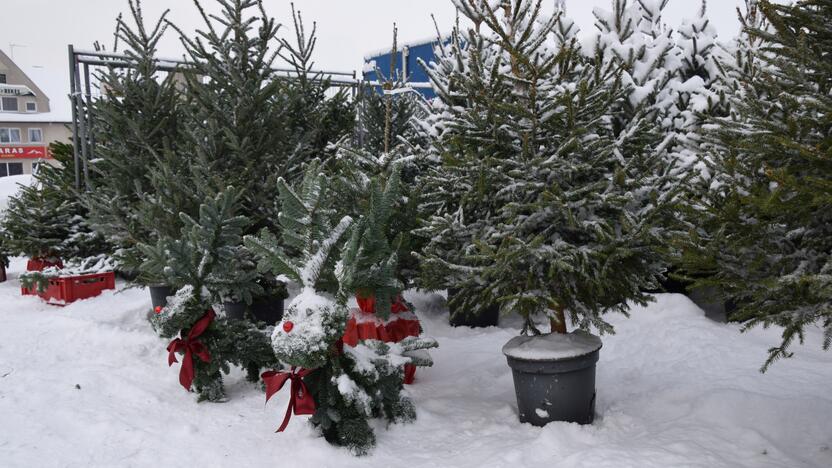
[68,45,432,190]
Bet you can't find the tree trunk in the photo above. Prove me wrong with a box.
[550,305,567,334]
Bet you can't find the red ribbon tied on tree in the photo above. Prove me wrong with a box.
[262,367,316,432]
[167,310,215,391]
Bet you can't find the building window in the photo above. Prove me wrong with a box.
[0,128,22,143]
[26,102,37,112]
[0,162,24,177]
[0,73,6,84]
[1,97,19,112]
[28,128,43,143]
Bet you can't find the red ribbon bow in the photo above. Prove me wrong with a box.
[262,367,316,432]
[167,310,215,391]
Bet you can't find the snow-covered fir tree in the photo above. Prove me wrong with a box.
[688,0,832,370]
[588,0,678,144]
[667,0,725,181]
[419,0,681,334]
[2,143,106,263]
[1,179,71,263]
[173,0,353,233]
[674,0,770,280]
[414,0,519,316]
[84,1,187,274]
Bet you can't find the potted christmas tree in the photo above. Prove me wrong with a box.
[147,188,276,401]
[422,0,678,425]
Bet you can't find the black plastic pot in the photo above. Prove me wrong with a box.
[250,296,284,326]
[503,331,602,426]
[688,285,728,323]
[447,288,499,328]
[223,301,247,321]
[148,285,174,309]
[224,296,285,325]
[0,263,7,283]
[657,272,690,295]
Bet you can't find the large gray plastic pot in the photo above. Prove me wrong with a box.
[502,331,602,426]
[148,285,173,309]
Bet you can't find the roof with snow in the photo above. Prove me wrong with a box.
[0,49,72,123]
[363,35,448,62]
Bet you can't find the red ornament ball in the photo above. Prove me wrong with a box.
[282,321,294,333]
[154,306,163,314]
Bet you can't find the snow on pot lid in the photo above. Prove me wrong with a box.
[502,330,602,361]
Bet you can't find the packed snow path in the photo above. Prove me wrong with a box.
[1,257,830,468]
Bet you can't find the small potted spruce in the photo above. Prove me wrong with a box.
[147,188,277,401]
[418,0,676,424]
[139,189,263,319]
[216,247,263,321]
[337,165,406,317]
[137,244,178,310]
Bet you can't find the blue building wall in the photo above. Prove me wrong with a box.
[363,39,441,98]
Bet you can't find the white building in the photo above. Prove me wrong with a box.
[0,49,72,178]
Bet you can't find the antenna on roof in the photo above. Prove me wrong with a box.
[9,43,27,61]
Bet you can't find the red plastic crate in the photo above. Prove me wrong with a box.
[36,271,116,305]
[26,258,63,272]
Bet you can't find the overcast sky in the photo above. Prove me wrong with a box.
[1,0,752,114]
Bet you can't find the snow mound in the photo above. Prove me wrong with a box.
[502,330,602,361]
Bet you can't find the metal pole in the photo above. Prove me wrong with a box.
[68,45,81,190]
[73,52,90,191]
[82,63,95,189]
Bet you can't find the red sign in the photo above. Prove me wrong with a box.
[0,146,50,159]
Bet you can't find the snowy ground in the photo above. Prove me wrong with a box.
[1,257,830,468]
